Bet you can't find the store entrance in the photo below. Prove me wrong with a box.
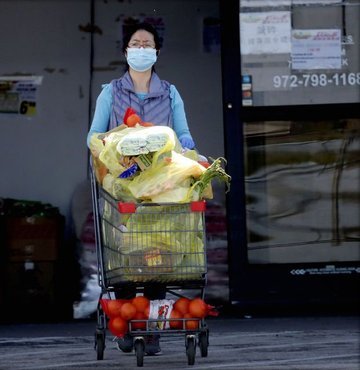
[220,0,360,311]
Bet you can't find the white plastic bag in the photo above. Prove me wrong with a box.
[148,299,175,330]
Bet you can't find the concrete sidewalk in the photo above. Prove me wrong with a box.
[0,315,359,369]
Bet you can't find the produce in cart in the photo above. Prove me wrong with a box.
[89,118,230,204]
[90,119,230,283]
[100,297,218,336]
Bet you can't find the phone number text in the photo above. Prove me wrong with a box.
[273,72,360,88]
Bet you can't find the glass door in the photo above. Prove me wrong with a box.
[220,0,360,309]
[245,119,360,265]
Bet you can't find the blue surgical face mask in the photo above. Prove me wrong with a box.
[126,48,157,72]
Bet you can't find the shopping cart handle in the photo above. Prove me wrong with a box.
[118,202,136,213]
[190,200,206,212]
[117,201,206,213]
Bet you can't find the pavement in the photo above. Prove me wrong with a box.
[0,314,359,369]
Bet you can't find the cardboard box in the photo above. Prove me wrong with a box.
[5,216,63,262]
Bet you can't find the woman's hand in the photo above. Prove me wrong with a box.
[180,136,195,149]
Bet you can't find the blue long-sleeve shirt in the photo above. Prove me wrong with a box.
[87,83,193,147]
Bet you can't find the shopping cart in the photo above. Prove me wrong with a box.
[90,168,210,367]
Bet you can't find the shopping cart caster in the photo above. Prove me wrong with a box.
[95,329,105,360]
[185,335,196,365]
[134,337,145,367]
[198,328,209,357]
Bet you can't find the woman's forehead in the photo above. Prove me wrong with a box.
[130,30,154,41]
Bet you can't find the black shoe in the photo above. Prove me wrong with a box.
[115,334,133,353]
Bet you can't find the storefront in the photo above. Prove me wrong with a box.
[220,0,360,311]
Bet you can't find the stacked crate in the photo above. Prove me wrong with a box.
[1,201,64,321]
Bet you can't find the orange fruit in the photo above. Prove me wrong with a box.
[184,313,199,330]
[108,316,128,337]
[131,311,147,330]
[120,302,137,320]
[106,299,125,318]
[174,297,190,315]
[188,298,208,318]
[169,309,183,329]
[132,296,150,313]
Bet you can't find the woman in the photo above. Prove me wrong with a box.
[87,23,195,150]
[88,22,195,356]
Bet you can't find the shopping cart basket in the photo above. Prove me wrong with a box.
[90,168,210,366]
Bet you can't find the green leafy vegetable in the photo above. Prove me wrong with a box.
[188,157,231,200]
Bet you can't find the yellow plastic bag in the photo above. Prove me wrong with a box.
[89,134,109,184]
[97,125,180,178]
[151,178,191,203]
[119,204,204,281]
[102,174,136,202]
[98,132,127,177]
[128,151,206,202]
[89,133,105,157]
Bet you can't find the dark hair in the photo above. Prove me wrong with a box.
[122,22,161,54]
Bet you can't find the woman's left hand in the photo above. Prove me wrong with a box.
[180,136,195,149]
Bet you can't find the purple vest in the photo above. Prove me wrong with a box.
[109,72,173,130]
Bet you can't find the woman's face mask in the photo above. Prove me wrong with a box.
[126,48,157,72]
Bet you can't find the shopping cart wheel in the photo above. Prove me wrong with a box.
[134,338,145,367]
[198,329,209,357]
[186,335,196,366]
[95,330,105,360]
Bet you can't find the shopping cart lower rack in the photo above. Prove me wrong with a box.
[90,169,211,367]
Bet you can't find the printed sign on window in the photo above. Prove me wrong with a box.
[240,11,291,55]
[291,29,342,70]
[240,0,342,6]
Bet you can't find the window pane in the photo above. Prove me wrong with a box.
[239,0,360,106]
[244,119,360,263]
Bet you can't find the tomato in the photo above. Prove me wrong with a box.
[105,299,126,318]
[188,298,208,318]
[126,114,141,127]
[130,311,147,330]
[140,121,154,127]
[108,316,128,337]
[132,296,150,313]
[184,313,199,330]
[173,297,190,315]
[120,302,137,320]
[169,309,183,330]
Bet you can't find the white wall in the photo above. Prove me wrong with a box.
[0,0,223,233]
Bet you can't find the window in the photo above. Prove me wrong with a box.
[239,0,360,106]
[244,118,360,264]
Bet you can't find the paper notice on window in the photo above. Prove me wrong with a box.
[240,11,291,55]
[291,29,342,70]
[240,0,342,7]
[0,76,43,116]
